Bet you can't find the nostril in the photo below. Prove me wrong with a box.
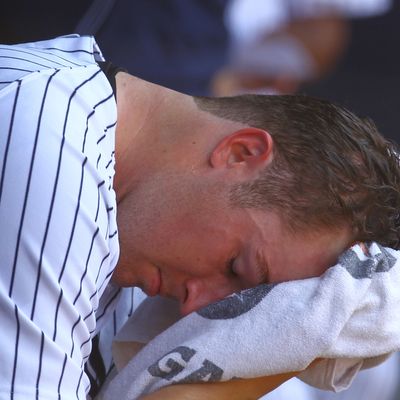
[181,279,203,316]
[183,286,189,304]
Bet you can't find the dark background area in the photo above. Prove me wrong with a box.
[303,4,400,143]
[1,1,399,142]
[0,1,92,43]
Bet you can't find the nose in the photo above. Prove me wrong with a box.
[180,278,236,316]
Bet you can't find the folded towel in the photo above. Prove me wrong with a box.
[98,243,400,399]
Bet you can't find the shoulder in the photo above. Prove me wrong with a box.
[0,35,105,91]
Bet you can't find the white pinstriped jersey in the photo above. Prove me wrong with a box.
[0,35,133,399]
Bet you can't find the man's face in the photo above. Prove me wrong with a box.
[114,174,351,316]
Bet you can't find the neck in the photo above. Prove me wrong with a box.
[114,73,186,201]
[113,73,245,203]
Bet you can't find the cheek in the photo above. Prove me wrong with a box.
[303,259,331,278]
[290,251,340,281]
[268,252,330,283]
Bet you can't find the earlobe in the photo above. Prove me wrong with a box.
[210,128,274,171]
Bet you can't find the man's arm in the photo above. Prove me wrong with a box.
[141,371,298,400]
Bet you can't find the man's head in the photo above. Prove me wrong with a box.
[114,77,400,314]
[194,94,400,249]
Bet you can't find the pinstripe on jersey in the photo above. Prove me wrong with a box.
[0,35,131,399]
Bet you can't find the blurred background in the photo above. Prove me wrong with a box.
[1,0,399,143]
[1,1,399,399]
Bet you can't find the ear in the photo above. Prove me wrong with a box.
[210,128,274,174]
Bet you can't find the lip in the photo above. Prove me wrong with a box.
[145,267,161,297]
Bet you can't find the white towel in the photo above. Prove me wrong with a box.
[98,243,400,399]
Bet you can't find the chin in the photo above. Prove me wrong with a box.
[110,269,136,287]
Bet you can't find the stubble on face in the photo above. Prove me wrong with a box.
[113,158,353,314]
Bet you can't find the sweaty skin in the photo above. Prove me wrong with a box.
[111,72,352,398]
